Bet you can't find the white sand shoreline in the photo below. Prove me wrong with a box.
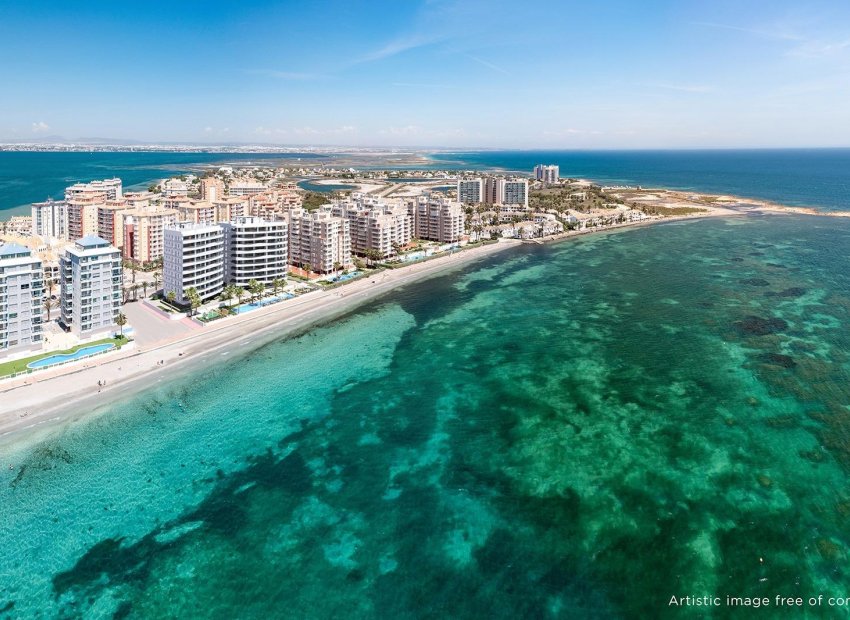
[0,239,522,450]
[0,204,778,451]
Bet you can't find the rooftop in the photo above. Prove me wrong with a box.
[0,242,33,258]
[76,235,111,249]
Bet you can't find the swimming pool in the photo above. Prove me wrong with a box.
[233,294,294,315]
[329,271,362,283]
[27,343,116,369]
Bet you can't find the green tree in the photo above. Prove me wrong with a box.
[153,271,162,294]
[166,290,176,306]
[272,278,284,296]
[248,279,264,302]
[115,312,127,337]
[185,287,201,316]
[142,281,149,298]
[43,298,55,321]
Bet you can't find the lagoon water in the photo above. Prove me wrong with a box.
[3,214,850,617]
[0,152,329,217]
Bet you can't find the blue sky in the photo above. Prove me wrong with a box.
[1,0,849,148]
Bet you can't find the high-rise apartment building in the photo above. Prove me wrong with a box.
[332,202,412,258]
[123,208,178,264]
[163,223,225,303]
[503,179,529,207]
[534,164,559,184]
[0,243,43,357]
[31,199,67,240]
[458,176,528,207]
[65,178,123,202]
[409,196,465,243]
[457,178,483,204]
[288,208,351,273]
[199,177,226,202]
[59,236,122,338]
[65,196,102,241]
[221,217,288,286]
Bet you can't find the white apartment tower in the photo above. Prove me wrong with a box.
[31,199,67,240]
[409,196,465,243]
[288,208,351,274]
[458,177,528,207]
[332,203,412,258]
[59,236,122,338]
[0,243,43,357]
[534,164,560,184]
[221,217,288,287]
[163,223,225,303]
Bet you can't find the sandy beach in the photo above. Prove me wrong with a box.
[0,239,522,449]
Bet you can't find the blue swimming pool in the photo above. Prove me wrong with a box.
[330,271,362,283]
[233,294,294,315]
[27,343,116,369]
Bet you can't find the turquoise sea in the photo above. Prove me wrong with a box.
[3,211,850,617]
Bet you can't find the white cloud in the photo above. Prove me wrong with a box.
[379,125,467,138]
[31,121,50,133]
[292,126,357,136]
[467,55,509,75]
[253,126,288,136]
[354,34,442,64]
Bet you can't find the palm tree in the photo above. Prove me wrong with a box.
[185,287,201,316]
[43,298,55,321]
[166,290,176,306]
[153,270,162,294]
[142,281,149,298]
[228,284,241,307]
[115,312,127,337]
[272,278,284,297]
[237,286,248,306]
[131,283,140,301]
[45,277,55,297]
[247,279,258,302]
[248,279,263,302]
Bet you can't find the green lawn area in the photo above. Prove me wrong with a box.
[0,335,129,378]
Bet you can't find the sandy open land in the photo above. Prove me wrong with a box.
[0,239,521,449]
